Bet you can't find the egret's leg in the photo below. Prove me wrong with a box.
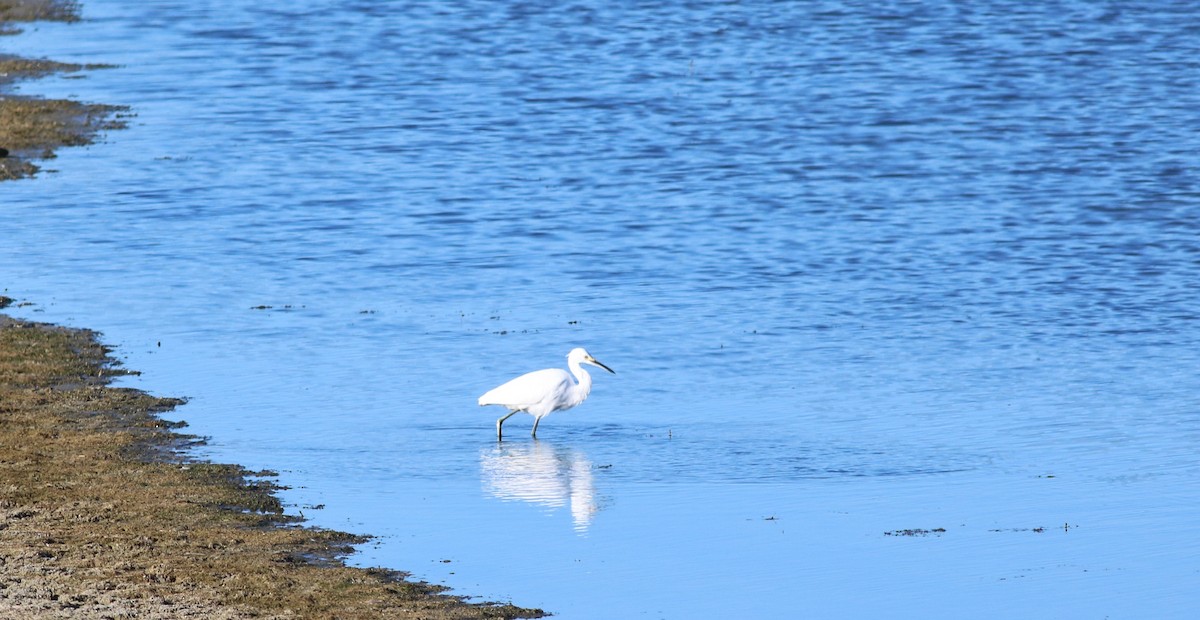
[531,416,541,439]
[496,410,519,441]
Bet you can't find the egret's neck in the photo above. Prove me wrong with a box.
[568,359,593,401]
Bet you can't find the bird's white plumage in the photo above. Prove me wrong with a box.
[478,368,577,416]
[478,347,615,440]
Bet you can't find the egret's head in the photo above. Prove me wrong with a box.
[569,347,616,374]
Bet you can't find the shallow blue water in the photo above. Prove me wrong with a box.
[4,1,1200,617]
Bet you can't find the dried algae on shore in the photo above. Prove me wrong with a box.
[0,316,545,619]
[0,0,128,180]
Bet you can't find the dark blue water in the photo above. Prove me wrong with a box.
[4,1,1200,617]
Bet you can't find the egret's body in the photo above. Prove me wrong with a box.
[479,347,615,440]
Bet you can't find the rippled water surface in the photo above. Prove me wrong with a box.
[4,1,1200,617]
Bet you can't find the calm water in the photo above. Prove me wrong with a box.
[4,1,1200,617]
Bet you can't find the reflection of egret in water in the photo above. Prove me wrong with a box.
[480,441,600,532]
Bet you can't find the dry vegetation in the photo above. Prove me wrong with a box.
[0,0,79,28]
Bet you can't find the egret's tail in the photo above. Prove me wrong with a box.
[478,386,502,407]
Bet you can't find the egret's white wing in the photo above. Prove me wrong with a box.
[479,368,572,410]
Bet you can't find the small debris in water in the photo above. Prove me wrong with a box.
[884,528,946,537]
[989,524,1074,533]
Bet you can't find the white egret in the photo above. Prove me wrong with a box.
[478,347,615,440]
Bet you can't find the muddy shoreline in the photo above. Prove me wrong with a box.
[0,314,543,618]
[0,0,129,179]
[1,3,543,618]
